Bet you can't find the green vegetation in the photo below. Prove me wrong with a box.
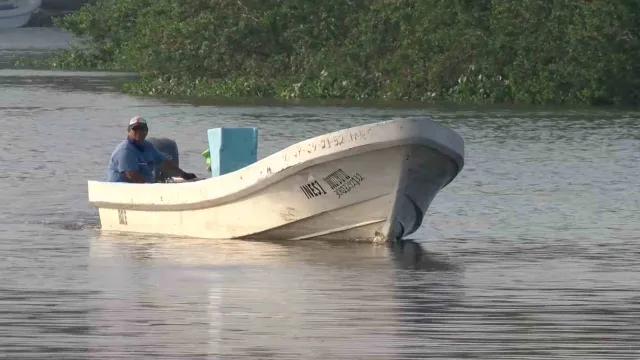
[19,0,640,106]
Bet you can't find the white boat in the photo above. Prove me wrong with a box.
[0,0,41,28]
[87,117,465,242]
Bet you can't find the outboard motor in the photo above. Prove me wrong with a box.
[147,137,180,182]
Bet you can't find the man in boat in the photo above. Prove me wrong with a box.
[107,116,197,183]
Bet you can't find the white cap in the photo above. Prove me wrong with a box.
[128,116,147,129]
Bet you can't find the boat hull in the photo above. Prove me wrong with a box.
[89,117,464,242]
[0,0,41,28]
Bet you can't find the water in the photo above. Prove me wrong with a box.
[1,28,640,359]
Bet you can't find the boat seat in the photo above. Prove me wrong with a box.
[206,127,258,177]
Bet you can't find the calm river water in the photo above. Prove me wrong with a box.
[1,28,639,359]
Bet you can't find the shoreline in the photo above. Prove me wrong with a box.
[16,0,640,107]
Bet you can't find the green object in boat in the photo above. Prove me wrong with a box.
[201,148,211,172]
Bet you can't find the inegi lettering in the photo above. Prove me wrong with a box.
[300,180,327,199]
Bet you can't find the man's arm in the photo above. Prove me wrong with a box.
[161,159,196,180]
[149,144,196,180]
[115,148,146,183]
[125,170,147,183]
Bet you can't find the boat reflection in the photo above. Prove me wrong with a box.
[87,234,464,359]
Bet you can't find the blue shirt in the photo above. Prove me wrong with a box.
[107,139,166,182]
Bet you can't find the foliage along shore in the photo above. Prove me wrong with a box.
[17,0,640,106]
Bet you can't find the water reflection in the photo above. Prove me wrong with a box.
[0,69,138,93]
[87,234,462,359]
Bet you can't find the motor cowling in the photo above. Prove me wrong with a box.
[147,137,180,182]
